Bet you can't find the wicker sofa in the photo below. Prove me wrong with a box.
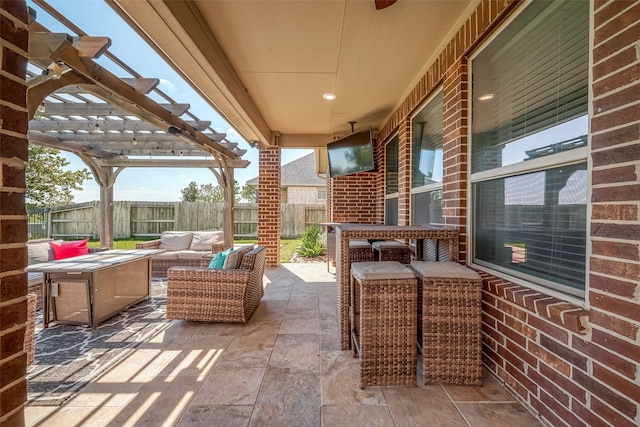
[135,230,226,277]
[166,245,267,323]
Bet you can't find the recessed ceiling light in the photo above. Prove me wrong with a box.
[477,93,495,101]
[323,93,336,100]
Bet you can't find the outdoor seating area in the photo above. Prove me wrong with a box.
[166,245,267,323]
[25,262,541,427]
[136,230,227,277]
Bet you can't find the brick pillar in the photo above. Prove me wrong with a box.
[397,117,411,225]
[258,146,281,267]
[441,57,469,262]
[0,1,30,425]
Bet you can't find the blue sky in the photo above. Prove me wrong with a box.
[29,0,311,202]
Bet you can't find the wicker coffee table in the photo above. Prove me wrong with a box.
[350,261,417,388]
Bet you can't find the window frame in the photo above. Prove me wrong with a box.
[467,0,590,303]
[384,133,400,225]
[410,89,445,227]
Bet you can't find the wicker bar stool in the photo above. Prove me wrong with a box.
[350,261,418,388]
[372,240,412,264]
[410,261,482,386]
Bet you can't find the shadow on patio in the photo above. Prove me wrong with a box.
[25,263,540,427]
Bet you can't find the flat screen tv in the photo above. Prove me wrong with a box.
[327,129,375,178]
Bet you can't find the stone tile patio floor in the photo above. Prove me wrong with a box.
[26,262,541,427]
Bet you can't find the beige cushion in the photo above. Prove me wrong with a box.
[349,240,371,249]
[371,240,408,250]
[158,232,193,251]
[27,239,61,264]
[351,261,415,281]
[189,231,224,251]
[152,251,180,260]
[177,250,208,260]
[410,261,481,280]
[223,244,254,269]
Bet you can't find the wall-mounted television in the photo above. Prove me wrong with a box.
[327,129,375,178]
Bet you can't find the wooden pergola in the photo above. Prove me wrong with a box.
[25,5,249,249]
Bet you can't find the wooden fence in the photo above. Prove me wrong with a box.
[30,201,326,239]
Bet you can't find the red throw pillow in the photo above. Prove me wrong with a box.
[51,239,90,260]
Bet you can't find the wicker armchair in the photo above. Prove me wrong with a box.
[166,246,267,323]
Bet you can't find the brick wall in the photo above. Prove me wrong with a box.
[286,186,323,204]
[258,147,281,267]
[328,172,377,224]
[397,118,411,226]
[0,0,29,425]
[371,0,640,426]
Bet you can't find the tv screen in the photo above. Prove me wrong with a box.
[327,130,375,178]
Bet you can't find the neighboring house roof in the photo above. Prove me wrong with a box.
[246,152,325,187]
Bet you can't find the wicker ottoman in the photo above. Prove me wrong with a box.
[372,240,411,264]
[350,261,417,388]
[410,261,482,386]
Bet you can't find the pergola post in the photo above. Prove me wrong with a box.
[99,167,115,248]
[222,167,234,249]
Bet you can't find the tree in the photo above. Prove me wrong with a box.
[26,145,92,208]
[180,180,241,202]
[240,184,257,203]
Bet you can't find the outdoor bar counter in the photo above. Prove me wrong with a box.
[335,224,459,350]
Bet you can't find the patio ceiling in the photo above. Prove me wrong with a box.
[26,4,249,177]
[107,0,476,148]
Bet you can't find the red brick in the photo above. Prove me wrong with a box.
[589,291,640,323]
[0,352,27,387]
[530,394,565,427]
[589,309,639,341]
[592,165,637,185]
[572,336,636,379]
[0,75,26,107]
[0,379,27,419]
[539,362,586,402]
[591,327,640,364]
[539,335,587,370]
[591,396,639,427]
[539,389,586,427]
[529,341,571,377]
[528,369,570,407]
[593,21,640,63]
[590,273,638,300]
[593,46,640,80]
[504,361,537,395]
[571,398,610,427]
[504,339,537,368]
[592,64,640,101]
[591,223,640,242]
[592,141,640,166]
[0,273,27,303]
[594,0,636,27]
[590,256,640,282]
[573,368,637,418]
[593,363,640,404]
[591,204,638,221]
[591,124,640,150]
[496,299,527,321]
[591,240,639,261]
[482,300,504,322]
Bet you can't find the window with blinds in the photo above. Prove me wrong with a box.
[470,0,589,298]
[385,135,399,225]
[472,0,589,174]
[411,91,444,226]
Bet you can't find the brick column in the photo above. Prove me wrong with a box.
[0,1,30,425]
[397,117,411,225]
[329,173,378,224]
[258,146,281,267]
[441,57,469,262]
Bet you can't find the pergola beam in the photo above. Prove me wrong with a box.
[48,38,238,159]
[29,118,214,133]
[98,158,249,168]
[28,131,119,159]
[38,101,191,119]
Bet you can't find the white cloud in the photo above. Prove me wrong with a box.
[158,78,176,91]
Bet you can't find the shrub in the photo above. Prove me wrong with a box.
[297,224,325,258]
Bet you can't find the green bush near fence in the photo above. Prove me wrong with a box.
[89,238,302,264]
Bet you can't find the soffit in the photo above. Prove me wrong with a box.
[108,0,475,147]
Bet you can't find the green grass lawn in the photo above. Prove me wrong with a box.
[89,237,302,264]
